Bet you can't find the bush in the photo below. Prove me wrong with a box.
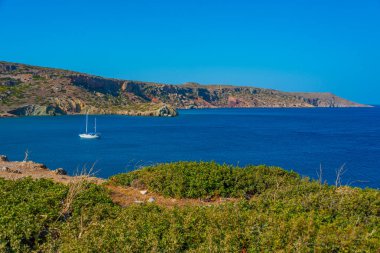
[58,193,380,252]
[0,178,67,252]
[0,162,379,252]
[0,178,115,252]
[110,161,301,198]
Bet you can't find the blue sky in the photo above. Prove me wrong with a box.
[0,0,379,104]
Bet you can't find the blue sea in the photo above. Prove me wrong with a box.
[0,108,379,188]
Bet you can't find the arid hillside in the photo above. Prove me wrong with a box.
[0,61,369,117]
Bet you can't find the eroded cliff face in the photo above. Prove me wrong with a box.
[291,92,363,108]
[70,75,123,97]
[0,61,369,117]
[121,83,366,109]
[6,101,177,117]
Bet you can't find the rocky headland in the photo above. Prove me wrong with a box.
[0,61,370,117]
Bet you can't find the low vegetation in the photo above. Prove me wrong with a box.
[0,162,379,252]
[110,161,301,198]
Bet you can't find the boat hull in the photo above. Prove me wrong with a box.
[79,133,100,139]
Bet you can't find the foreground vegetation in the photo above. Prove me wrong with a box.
[110,161,301,199]
[0,162,379,252]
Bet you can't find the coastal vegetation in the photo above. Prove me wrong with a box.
[0,161,379,252]
[110,161,301,198]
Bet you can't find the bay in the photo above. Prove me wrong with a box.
[0,107,379,188]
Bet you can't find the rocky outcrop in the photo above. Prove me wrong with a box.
[0,155,103,184]
[70,75,123,96]
[0,63,18,73]
[156,104,178,117]
[0,155,8,162]
[0,77,21,86]
[292,93,367,108]
[8,104,67,116]
[121,83,367,109]
[8,105,53,116]
[5,102,177,117]
[124,82,151,101]
[54,168,67,175]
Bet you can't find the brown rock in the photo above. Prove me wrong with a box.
[0,167,22,174]
[54,168,67,175]
[0,166,11,172]
[0,155,8,162]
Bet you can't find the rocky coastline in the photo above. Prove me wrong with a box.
[0,61,370,118]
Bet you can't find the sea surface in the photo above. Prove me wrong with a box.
[0,107,379,188]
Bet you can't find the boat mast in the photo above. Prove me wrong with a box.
[94,118,97,133]
[85,112,88,134]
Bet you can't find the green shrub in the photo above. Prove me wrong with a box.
[71,182,114,215]
[32,75,45,80]
[0,162,379,252]
[110,162,301,198]
[58,193,380,252]
[0,178,67,252]
[0,178,115,252]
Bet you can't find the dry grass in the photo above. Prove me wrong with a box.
[60,164,96,218]
[335,164,347,187]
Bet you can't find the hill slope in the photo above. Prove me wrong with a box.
[0,61,369,117]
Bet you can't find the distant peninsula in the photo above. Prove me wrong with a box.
[0,61,370,117]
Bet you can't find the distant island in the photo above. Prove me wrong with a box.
[0,61,370,117]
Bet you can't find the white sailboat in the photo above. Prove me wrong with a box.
[79,113,100,139]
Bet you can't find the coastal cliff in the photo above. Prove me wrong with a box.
[0,61,369,117]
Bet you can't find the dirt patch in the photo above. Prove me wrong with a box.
[105,184,238,208]
[0,158,103,185]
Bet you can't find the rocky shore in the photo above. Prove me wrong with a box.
[4,103,178,117]
[0,155,102,184]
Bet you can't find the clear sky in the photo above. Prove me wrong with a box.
[0,0,379,104]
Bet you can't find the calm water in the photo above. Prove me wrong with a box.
[0,108,379,188]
